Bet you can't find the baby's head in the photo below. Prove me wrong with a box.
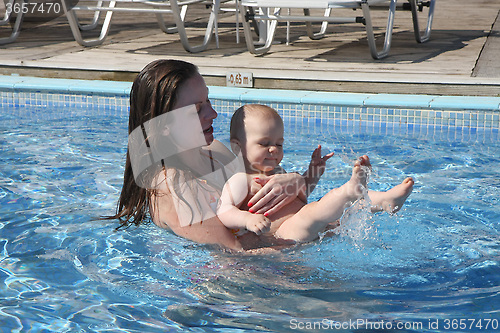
[230,104,284,173]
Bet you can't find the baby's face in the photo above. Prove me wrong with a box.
[241,113,284,174]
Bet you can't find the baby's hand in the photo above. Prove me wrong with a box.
[246,214,271,235]
[309,145,334,177]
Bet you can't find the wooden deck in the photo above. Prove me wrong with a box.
[1,0,499,96]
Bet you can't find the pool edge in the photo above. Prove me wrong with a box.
[1,75,500,112]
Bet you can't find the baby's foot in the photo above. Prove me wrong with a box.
[344,155,371,200]
[371,177,414,214]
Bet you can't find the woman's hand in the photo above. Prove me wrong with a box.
[247,173,306,216]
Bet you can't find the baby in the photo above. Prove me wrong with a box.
[217,104,414,243]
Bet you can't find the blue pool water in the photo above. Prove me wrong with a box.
[0,102,499,332]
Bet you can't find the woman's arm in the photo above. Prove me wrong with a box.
[151,190,243,250]
[149,169,242,251]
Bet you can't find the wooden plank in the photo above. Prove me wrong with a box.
[0,0,499,96]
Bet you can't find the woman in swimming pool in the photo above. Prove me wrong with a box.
[109,59,315,250]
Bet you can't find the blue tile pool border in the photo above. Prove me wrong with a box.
[1,75,499,133]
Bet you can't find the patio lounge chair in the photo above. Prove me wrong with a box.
[61,0,223,52]
[0,0,109,45]
[237,0,436,59]
[0,0,71,45]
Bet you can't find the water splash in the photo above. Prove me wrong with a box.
[339,146,357,166]
[320,149,377,247]
[340,200,376,244]
[322,187,377,249]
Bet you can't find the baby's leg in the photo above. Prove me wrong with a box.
[368,177,414,214]
[275,156,370,242]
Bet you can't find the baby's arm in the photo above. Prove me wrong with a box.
[218,173,271,235]
[302,145,334,198]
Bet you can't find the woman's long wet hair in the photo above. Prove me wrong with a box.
[107,59,199,229]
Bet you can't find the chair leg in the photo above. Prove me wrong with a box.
[0,0,23,45]
[286,8,290,44]
[63,0,116,47]
[305,8,331,40]
[156,4,187,34]
[362,0,396,59]
[213,0,219,48]
[409,0,436,43]
[0,0,15,24]
[235,0,240,43]
[77,1,104,31]
[239,4,279,55]
[248,7,259,35]
[171,0,218,53]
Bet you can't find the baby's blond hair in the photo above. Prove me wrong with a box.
[230,104,283,142]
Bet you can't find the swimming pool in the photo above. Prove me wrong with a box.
[0,76,499,332]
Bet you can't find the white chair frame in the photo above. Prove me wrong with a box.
[61,0,221,52]
[238,0,436,59]
[0,0,26,44]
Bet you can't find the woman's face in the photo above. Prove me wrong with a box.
[174,73,217,145]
